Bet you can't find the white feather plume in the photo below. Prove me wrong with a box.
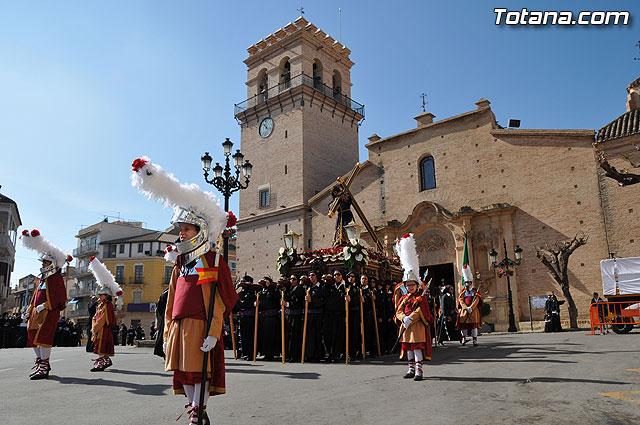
[131,156,228,243]
[164,245,179,264]
[396,233,420,282]
[88,257,123,297]
[20,230,68,267]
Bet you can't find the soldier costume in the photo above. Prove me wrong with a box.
[394,233,433,381]
[20,229,71,380]
[88,256,122,371]
[131,156,238,425]
[456,265,483,346]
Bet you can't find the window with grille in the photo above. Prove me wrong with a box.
[164,266,172,285]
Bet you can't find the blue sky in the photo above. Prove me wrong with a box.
[1,1,637,287]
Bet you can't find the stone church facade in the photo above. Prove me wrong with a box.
[235,17,640,330]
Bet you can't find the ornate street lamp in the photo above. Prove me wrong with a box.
[344,221,361,242]
[490,238,523,333]
[202,138,252,261]
[283,230,301,251]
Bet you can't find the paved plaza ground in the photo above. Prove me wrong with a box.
[0,330,638,425]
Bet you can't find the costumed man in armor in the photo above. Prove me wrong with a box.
[20,229,71,380]
[394,233,433,381]
[235,275,256,360]
[257,276,280,361]
[330,184,354,247]
[88,256,122,371]
[456,265,483,346]
[304,270,325,362]
[131,157,238,425]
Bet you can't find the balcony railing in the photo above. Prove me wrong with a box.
[68,286,96,297]
[234,73,365,117]
[71,266,92,277]
[129,278,145,285]
[73,244,98,257]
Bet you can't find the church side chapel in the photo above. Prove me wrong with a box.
[235,17,640,331]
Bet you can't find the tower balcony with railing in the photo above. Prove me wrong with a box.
[234,73,364,122]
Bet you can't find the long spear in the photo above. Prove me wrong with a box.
[229,315,237,360]
[301,288,310,364]
[252,292,260,362]
[359,287,365,360]
[280,288,286,364]
[371,289,382,357]
[197,256,219,425]
[345,285,350,364]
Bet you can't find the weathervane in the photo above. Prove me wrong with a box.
[297,6,305,16]
[635,40,640,61]
[420,93,428,112]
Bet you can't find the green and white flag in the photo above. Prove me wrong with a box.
[461,236,473,284]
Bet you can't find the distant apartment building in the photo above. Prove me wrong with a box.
[100,231,175,330]
[9,274,37,314]
[0,189,21,314]
[67,219,154,327]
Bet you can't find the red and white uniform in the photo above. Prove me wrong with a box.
[92,299,116,356]
[27,271,67,348]
[164,250,238,396]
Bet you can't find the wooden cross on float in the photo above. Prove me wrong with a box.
[327,162,385,252]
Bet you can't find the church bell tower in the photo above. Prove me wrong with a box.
[234,16,365,275]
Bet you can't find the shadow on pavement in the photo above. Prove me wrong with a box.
[48,375,170,395]
[225,368,320,380]
[107,368,171,378]
[425,376,630,385]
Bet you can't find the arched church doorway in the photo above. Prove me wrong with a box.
[420,263,455,291]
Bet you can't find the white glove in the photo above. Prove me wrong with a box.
[162,342,167,355]
[402,316,412,329]
[200,336,218,352]
[466,307,472,314]
[35,304,46,313]
[21,313,28,320]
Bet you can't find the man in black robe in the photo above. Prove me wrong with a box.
[120,323,128,346]
[258,277,280,360]
[345,271,361,360]
[154,287,169,358]
[86,297,98,352]
[544,294,564,332]
[360,274,377,358]
[437,285,460,344]
[235,276,256,360]
[304,271,325,362]
[322,271,346,362]
[285,275,305,362]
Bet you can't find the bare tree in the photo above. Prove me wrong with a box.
[534,233,588,329]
